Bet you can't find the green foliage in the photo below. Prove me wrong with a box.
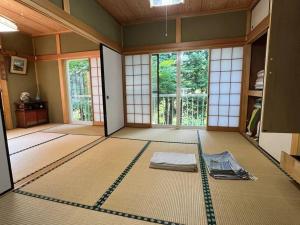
[68,59,92,122]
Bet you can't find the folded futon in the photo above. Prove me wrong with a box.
[202,151,256,180]
[150,152,198,172]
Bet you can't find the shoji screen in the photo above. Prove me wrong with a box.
[125,54,151,125]
[208,47,243,128]
[90,57,104,124]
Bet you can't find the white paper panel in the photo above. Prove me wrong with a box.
[230,94,241,105]
[142,75,149,84]
[208,116,218,126]
[210,83,219,94]
[231,83,241,94]
[209,106,218,116]
[142,65,149,74]
[127,95,134,104]
[93,96,99,104]
[126,66,133,76]
[127,105,134,113]
[126,76,133,85]
[220,83,230,94]
[142,95,150,104]
[231,71,242,82]
[94,114,100,122]
[210,72,220,82]
[135,114,143,123]
[210,60,220,72]
[219,95,230,105]
[91,58,97,67]
[221,48,232,59]
[91,68,98,77]
[232,59,243,70]
[141,54,149,64]
[134,105,142,113]
[229,117,239,127]
[134,86,141,95]
[220,72,231,82]
[127,114,134,123]
[218,116,229,126]
[143,105,150,114]
[219,106,229,116]
[134,76,141,85]
[142,85,149,94]
[229,106,240,116]
[143,115,150,123]
[133,55,141,65]
[125,56,133,65]
[134,96,142,104]
[209,95,219,105]
[211,49,221,60]
[126,85,134,94]
[134,65,141,74]
[221,60,231,71]
[233,47,243,58]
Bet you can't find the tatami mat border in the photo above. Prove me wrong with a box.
[197,130,217,225]
[14,138,182,225]
[41,131,103,137]
[7,125,60,140]
[111,136,198,144]
[94,141,151,208]
[14,137,105,185]
[13,190,182,225]
[10,134,69,156]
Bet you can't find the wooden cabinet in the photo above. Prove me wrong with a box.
[262,0,300,133]
[15,101,49,128]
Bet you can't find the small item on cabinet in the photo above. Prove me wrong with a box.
[20,92,31,103]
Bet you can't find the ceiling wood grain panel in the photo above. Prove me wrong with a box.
[97,0,253,24]
[0,0,68,36]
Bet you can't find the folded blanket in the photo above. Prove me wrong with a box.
[150,152,197,172]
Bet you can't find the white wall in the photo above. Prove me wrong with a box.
[0,103,12,194]
[259,132,292,161]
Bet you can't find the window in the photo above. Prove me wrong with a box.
[150,0,184,7]
[208,47,243,128]
[125,54,151,124]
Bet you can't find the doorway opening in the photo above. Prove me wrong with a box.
[66,59,93,124]
[151,50,209,127]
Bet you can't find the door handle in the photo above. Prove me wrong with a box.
[106,96,109,100]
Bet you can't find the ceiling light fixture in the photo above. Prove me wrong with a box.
[150,0,184,7]
[0,16,18,32]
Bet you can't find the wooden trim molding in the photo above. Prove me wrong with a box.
[123,37,246,55]
[35,50,100,61]
[247,16,270,44]
[16,0,121,52]
[126,123,151,128]
[207,126,240,132]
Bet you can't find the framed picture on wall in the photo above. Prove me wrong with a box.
[10,56,27,75]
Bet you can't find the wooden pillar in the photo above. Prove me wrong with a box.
[63,0,70,14]
[291,134,300,156]
[56,34,69,123]
[176,17,181,43]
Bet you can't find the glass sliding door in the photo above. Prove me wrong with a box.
[151,50,209,127]
[152,53,178,126]
[66,59,93,124]
[180,50,209,127]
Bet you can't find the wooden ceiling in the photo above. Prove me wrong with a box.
[97,0,254,24]
[0,0,68,36]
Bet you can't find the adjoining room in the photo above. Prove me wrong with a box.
[0,0,299,225]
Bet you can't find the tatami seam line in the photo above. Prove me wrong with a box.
[111,136,198,144]
[14,139,183,225]
[14,137,105,185]
[7,125,60,140]
[197,130,217,225]
[94,141,152,208]
[9,134,69,156]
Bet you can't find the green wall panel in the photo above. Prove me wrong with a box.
[37,60,64,123]
[1,33,37,128]
[181,11,247,42]
[34,35,57,55]
[123,20,176,48]
[69,0,121,43]
[49,0,63,9]
[60,32,99,53]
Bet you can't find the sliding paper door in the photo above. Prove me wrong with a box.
[100,45,124,136]
[0,92,13,195]
[124,54,151,126]
[208,47,243,129]
[90,57,104,125]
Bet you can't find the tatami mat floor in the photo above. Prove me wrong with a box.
[42,124,104,136]
[1,128,299,225]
